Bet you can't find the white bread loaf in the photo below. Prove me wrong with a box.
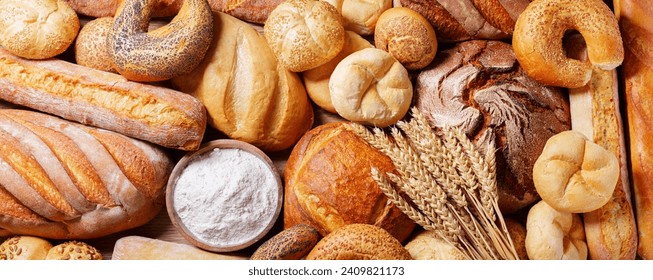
[0,109,172,239]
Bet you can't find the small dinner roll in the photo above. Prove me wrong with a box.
[75,17,116,73]
[533,130,619,213]
[404,230,468,260]
[0,236,52,260]
[265,0,345,72]
[374,7,437,70]
[525,201,588,260]
[322,0,392,35]
[46,241,103,260]
[512,0,623,88]
[303,31,373,113]
[329,48,412,127]
[0,0,79,59]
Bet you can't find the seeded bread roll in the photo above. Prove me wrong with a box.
[303,31,373,113]
[75,17,116,73]
[399,0,529,42]
[46,241,102,260]
[0,236,52,260]
[264,0,345,72]
[306,224,412,260]
[250,224,321,260]
[414,40,571,213]
[0,0,79,59]
[0,109,172,239]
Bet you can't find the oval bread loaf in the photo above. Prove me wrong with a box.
[0,109,173,239]
[306,224,412,260]
[250,224,321,260]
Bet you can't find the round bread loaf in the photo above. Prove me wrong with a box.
[0,0,80,59]
[404,230,469,260]
[0,236,52,260]
[329,48,413,128]
[46,241,102,260]
[306,224,412,260]
[264,0,345,72]
[302,31,373,113]
[414,40,571,214]
[323,0,392,35]
[374,7,437,70]
[75,17,116,73]
[283,122,416,242]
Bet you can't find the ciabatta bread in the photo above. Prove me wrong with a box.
[0,109,172,239]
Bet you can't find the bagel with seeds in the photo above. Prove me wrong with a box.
[107,0,214,82]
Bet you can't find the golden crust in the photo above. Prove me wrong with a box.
[306,224,412,260]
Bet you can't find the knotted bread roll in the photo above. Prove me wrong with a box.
[0,0,79,59]
[526,201,588,260]
[264,0,345,72]
[533,130,619,213]
[329,48,412,127]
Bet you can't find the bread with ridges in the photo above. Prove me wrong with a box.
[0,109,172,239]
[0,48,206,151]
[616,0,653,260]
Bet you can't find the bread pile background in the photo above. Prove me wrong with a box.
[0,0,650,260]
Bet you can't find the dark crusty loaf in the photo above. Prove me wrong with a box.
[0,48,206,151]
[414,40,571,214]
[0,109,172,239]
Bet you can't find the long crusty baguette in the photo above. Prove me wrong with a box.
[112,236,248,260]
[566,34,637,260]
[0,109,172,239]
[615,0,653,259]
[0,48,206,151]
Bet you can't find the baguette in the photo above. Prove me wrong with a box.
[112,236,248,260]
[0,109,172,239]
[566,34,637,260]
[0,49,206,151]
[615,0,653,259]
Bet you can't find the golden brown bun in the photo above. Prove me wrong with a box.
[513,0,623,88]
[566,33,637,260]
[533,130,619,213]
[107,0,214,82]
[404,230,468,260]
[264,0,345,72]
[112,236,248,260]
[617,0,653,260]
[329,48,412,127]
[251,224,321,260]
[283,123,416,242]
[303,31,373,113]
[0,49,207,151]
[172,12,313,152]
[306,224,412,260]
[0,236,52,260]
[46,241,102,260]
[0,0,79,59]
[0,109,172,239]
[399,0,529,42]
[374,7,437,70]
[323,0,392,35]
[525,201,588,260]
[75,17,116,73]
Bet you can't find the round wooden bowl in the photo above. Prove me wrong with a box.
[166,139,283,253]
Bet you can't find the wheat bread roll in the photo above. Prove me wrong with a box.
[173,12,312,152]
[0,236,52,260]
[565,34,637,260]
[250,224,321,260]
[306,224,412,260]
[112,236,248,260]
[399,0,529,42]
[616,0,653,260]
[0,49,206,151]
[303,31,373,113]
[0,109,172,239]
[264,0,345,72]
[45,241,102,260]
[283,123,416,242]
[0,0,79,60]
[414,40,571,214]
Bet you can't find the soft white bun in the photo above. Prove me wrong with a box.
[525,200,588,260]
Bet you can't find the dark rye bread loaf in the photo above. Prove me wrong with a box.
[414,40,571,213]
[399,0,530,42]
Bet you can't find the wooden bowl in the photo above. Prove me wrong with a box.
[166,139,283,253]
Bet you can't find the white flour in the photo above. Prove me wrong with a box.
[173,148,279,248]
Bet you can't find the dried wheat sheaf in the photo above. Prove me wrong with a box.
[346,107,519,260]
